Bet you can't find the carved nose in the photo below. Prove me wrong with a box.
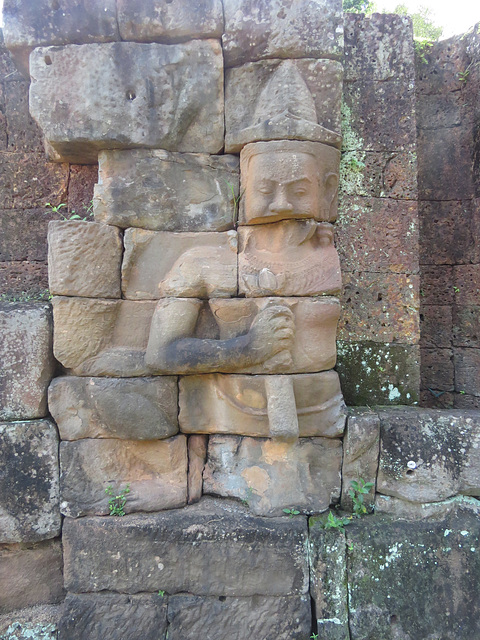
[268,189,293,214]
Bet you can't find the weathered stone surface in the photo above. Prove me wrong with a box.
[0,262,49,299]
[453,264,480,305]
[94,149,238,232]
[420,265,454,305]
[48,376,178,441]
[339,151,417,199]
[179,371,346,438]
[225,58,342,152]
[342,81,416,152]
[375,494,480,520]
[421,388,455,410]
[0,604,61,639]
[309,525,349,640]
[0,152,68,209]
[240,140,340,225]
[238,221,341,297]
[346,512,480,640]
[145,296,340,375]
[48,221,122,298]
[377,408,480,503]
[0,540,64,614]
[63,499,309,595]
[3,0,118,76]
[420,347,454,391]
[30,41,224,163]
[454,348,480,397]
[452,305,480,347]
[420,305,452,348]
[0,303,54,420]
[60,435,187,517]
[59,593,167,640]
[187,435,207,504]
[344,13,414,82]
[52,297,156,375]
[167,595,311,640]
[336,341,420,406]
[336,197,419,274]
[67,164,98,215]
[222,0,343,67]
[341,408,379,512]
[0,208,56,262]
[117,0,223,42]
[4,80,43,152]
[339,272,420,344]
[0,420,60,543]
[416,34,472,96]
[203,436,342,516]
[122,228,237,299]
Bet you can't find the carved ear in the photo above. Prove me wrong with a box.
[322,172,339,221]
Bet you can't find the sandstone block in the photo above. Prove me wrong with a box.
[145,296,340,375]
[203,435,342,516]
[420,348,454,391]
[336,197,419,274]
[187,435,208,504]
[59,593,167,640]
[453,264,480,305]
[0,262,49,299]
[341,408,380,512]
[238,221,341,297]
[454,348,480,397]
[336,341,420,406]
[0,303,54,421]
[239,140,340,225]
[0,208,56,262]
[225,58,342,152]
[30,41,224,163]
[222,0,343,67]
[67,164,98,216]
[452,305,480,348]
[420,265,454,305]
[94,149,238,232]
[117,0,223,42]
[420,305,452,348]
[0,420,60,543]
[167,595,311,640]
[0,603,61,639]
[377,407,480,503]
[60,435,187,517]
[48,221,122,298]
[347,512,480,640]
[179,371,346,438]
[2,0,119,76]
[48,376,178,441]
[0,540,64,614]
[122,228,237,299]
[4,80,43,152]
[63,500,309,595]
[339,272,420,344]
[309,525,349,639]
[340,151,417,199]
[375,494,480,521]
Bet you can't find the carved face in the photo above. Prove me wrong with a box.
[243,151,320,224]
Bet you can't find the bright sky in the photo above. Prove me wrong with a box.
[0,0,478,39]
[373,0,480,38]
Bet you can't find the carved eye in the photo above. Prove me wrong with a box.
[257,186,273,195]
[292,187,307,196]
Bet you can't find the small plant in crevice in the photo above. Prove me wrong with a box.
[349,478,374,518]
[158,590,166,597]
[283,507,301,518]
[45,199,94,221]
[105,483,130,516]
[241,486,255,507]
[323,511,352,531]
[224,180,244,219]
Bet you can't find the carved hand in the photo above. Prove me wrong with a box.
[247,305,295,364]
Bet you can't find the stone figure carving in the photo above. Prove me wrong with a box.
[239,140,340,225]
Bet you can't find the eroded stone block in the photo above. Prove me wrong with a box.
[203,435,342,516]
[187,435,208,504]
[347,512,480,640]
[377,408,480,503]
[145,296,340,375]
[0,603,61,639]
[239,140,340,225]
[0,540,64,614]
[0,303,54,421]
[117,0,223,42]
[222,0,343,67]
[341,408,380,512]
[167,595,311,640]
[94,149,238,232]
[59,593,167,640]
[60,435,187,517]
[225,59,342,152]
[30,41,224,163]
[375,494,480,521]
[179,371,346,438]
[238,220,341,297]
[122,228,237,299]
[48,220,122,298]
[63,499,309,595]
[0,420,60,543]
[48,376,178,441]
[455,348,480,397]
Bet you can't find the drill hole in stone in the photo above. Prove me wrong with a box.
[218,596,226,602]
[406,469,414,476]
[44,55,53,66]
[126,90,137,101]
[390,615,398,624]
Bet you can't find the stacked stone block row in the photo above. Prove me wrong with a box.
[416,27,480,409]
[337,13,420,406]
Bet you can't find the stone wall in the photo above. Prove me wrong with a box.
[416,28,480,409]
